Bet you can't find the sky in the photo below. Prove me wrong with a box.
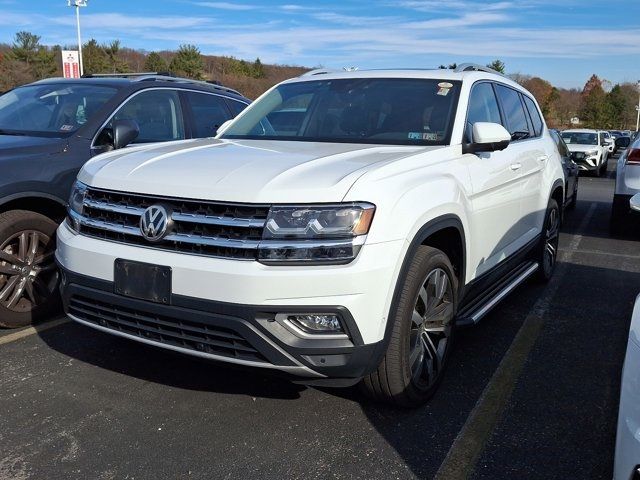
[0,0,639,89]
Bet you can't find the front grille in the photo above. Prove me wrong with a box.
[76,187,269,259]
[68,294,268,363]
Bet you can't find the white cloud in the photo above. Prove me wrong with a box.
[192,2,255,10]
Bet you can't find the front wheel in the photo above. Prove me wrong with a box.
[0,210,60,328]
[535,198,560,282]
[361,246,458,407]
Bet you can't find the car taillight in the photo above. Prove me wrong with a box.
[627,149,640,165]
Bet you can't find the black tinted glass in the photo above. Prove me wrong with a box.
[495,85,530,140]
[186,92,230,138]
[522,95,543,137]
[466,82,501,141]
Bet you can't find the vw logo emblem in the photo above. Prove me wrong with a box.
[140,205,171,242]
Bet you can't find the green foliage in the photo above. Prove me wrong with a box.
[144,52,168,73]
[487,59,505,73]
[169,44,204,80]
[438,63,457,69]
[7,31,57,79]
[103,40,129,73]
[82,39,109,74]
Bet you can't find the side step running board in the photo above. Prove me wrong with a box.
[456,262,539,326]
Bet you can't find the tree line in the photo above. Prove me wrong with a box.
[0,31,304,98]
[0,31,637,127]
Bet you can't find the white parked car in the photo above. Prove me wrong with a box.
[602,130,615,154]
[611,135,640,234]
[561,129,609,176]
[55,64,565,407]
[615,193,640,480]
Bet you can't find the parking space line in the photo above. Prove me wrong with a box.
[434,202,597,480]
[0,317,70,346]
[558,248,640,260]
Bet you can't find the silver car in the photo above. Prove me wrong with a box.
[611,135,640,233]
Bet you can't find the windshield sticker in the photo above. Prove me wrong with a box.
[60,124,74,131]
[409,132,438,141]
[438,82,453,89]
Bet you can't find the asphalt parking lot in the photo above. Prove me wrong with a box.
[1,155,639,480]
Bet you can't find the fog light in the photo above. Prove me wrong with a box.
[287,314,343,333]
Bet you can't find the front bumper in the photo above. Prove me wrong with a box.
[56,221,404,381]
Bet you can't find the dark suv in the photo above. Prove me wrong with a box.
[0,74,250,328]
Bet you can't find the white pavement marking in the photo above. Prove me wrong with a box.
[0,317,70,346]
[434,202,597,480]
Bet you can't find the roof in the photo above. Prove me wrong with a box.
[288,64,523,90]
[561,129,599,133]
[27,74,246,99]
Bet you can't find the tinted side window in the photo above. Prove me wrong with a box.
[227,99,249,116]
[185,92,231,138]
[522,95,543,137]
[495,85,529,140]
[465,82,501,142]
[550,130,569,157]
[111,89,185,143]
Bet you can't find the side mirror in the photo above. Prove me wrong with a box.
[616,137,631,149]
[631,193,640,212]
[463,122,511,154]
[215,119,233,137]
[113,119,139,149]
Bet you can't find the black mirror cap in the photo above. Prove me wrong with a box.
[462,140,510,155]
[615,137,631,148]
[113,119,140,150]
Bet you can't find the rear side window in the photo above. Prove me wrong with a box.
[466,82,501,142]
[550,130,569,157]
[227,99,249,116]
[522,95,543,137]
[185,92,231,138]
[495,84,530,140]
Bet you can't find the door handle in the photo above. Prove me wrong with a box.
[510,163,522,171]
[537,155,548,162]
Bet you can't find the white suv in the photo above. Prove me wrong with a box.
[56,64,565,407]
[560,129,609,176]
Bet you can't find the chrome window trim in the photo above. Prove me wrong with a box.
[90,87,248,150]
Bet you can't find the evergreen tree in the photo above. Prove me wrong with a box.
[487,59,505,73]
[252,57,265,78]
[169,44,204,79]
[144,52,168,73]
[103,40,129,73]
[82,39,109,74]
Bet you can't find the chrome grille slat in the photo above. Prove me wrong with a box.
[77,187,269,259]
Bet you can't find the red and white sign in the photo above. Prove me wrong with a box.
[62,50,80,78]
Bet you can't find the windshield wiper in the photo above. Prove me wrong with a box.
[0,129,26,136]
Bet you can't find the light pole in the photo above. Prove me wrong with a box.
[636,80,640,132]
[67,0,88,76]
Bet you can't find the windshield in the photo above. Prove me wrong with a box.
[221,78,460,145]
[0,84,118,137]
[561,132,597,145]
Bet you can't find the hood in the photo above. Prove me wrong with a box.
[565,143,600,153]
[79,138,439,203]
[0,134,65,157]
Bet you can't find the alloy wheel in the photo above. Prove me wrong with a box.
[409,268,454,390]
[0,230,57,313]
[543,207,560,275]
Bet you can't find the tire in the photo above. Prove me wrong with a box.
[610,199,629,236]
[0,210,60,328]
[566,179,578,211]
[361,246,458,408]
[535,198,560,282]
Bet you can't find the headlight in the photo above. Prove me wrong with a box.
[258,203,375,265]
[67,180,87,232]
[585,150,598,157]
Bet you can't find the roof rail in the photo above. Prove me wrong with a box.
[79,72,242,96]
[300,68,339,77]
[81,72,175,78]
[454,63,506,77]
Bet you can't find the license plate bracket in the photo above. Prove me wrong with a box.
[114,259,172,304]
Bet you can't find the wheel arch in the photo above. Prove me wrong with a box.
[0,193,67,223]
[368,214,467,372]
